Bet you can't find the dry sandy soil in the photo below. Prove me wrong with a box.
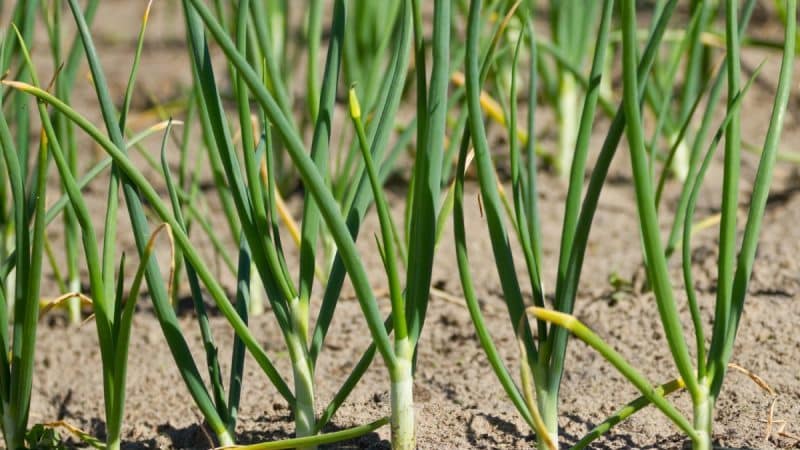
[18,1,800,449]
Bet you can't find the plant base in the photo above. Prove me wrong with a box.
[391,354,415,450]
[692,386,712,450]
[536,391,559,450]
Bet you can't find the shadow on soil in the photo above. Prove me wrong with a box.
[117,418,387,449]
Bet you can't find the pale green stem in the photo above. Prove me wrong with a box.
[557,74,579,176]
[67,278,82,324]
[217,429,235,447]
[599,43,614,101]
[670,131,690,181]
[288,299,315,449]
[2,408,21,450]
[292,298,310,343]
[106,431,121,450]
[536,389,559,450]
[4,231,14,322]
[391,338,415,450]
[291,354,316,449]
[249,262,266,316]
[692,383,712,450]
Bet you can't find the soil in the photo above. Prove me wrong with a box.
[18,1,800,449]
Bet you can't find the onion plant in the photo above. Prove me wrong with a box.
[7,3,170,449]
[0,3,50,447]
[52,0,320,446]
[180,0,387,444]
[0,97,148,448]
[535,0,601,176]
[12,0,253,446]
[343,0,452,438]
[179,1,450,446]
[452,0,738,448]
[0,0,38,325]
[455,0,613,447]
[0,53,49,450]
[41,0,100,324]
[530,1,796,449]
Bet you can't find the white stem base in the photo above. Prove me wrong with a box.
[249,264,266,316]
[391,347,415,450]
[536,391,559,450]
[292,350,316,450]
[671,133,690,182]
[106,437,121,450]
[391,378,415,450]
[68,278,82,324]
[693,385,712,450]
[217,429,235,448]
